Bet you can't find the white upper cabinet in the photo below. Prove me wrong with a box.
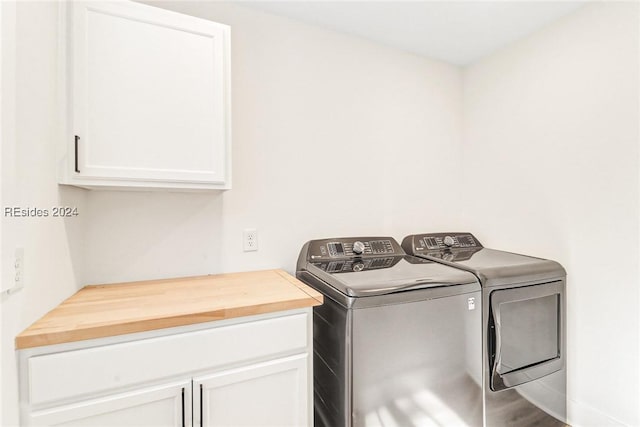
[61,1,231,190]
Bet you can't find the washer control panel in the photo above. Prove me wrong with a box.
[312,256,403,273]
[402,232,483,253]
[306,237,402,261]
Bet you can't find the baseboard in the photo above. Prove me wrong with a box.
[568,398,628,427]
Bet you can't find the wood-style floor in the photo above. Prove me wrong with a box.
[486,387,566,427]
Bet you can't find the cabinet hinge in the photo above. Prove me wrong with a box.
[74,135,80,173]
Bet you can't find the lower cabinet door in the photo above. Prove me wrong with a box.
[29,381,191,427]
[194,354,308,427]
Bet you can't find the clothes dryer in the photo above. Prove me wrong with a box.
[402,232,566,427]
[297,236,483,427]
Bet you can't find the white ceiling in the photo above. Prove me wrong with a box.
[240,1,585,65]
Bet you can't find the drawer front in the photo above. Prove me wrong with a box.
[29,312,308,406]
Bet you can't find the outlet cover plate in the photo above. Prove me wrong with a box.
[243,229,258,252]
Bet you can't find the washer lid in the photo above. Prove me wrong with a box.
[296,237,479,298]
[307,256,479,297]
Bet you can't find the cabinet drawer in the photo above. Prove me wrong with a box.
[29,312,307,406]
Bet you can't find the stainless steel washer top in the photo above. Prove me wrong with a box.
[297,236,480,306]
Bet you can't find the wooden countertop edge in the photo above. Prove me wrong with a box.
[14,269,324,349]
[81,272,218,289]
[74,269,298,290]
[16,294,322,350]
[274,269,324,303]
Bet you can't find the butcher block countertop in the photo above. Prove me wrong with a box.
[16,269,323,350]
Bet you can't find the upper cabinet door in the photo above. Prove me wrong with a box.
[68,1,231,190]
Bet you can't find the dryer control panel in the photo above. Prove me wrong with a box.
[423,233,480,250]
[304,237,403,261]
[401,233,483,262]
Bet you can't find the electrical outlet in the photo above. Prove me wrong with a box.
[243,229,258,252]
[13,247,24,292]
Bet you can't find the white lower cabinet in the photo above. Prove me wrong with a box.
[30,381,190,427]
[196,354,308,427]
[19,310,313,427]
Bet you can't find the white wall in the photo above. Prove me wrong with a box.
[1,2,463,424]
[462,3,639,426]
[2,1,638,426]
[0,1,6,424]
[1,2,86,425]
[84,1,464,285]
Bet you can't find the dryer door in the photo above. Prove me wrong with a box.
[489,280,564,391]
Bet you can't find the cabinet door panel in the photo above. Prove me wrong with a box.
[29,381,191,427]
[72,1,229,184]
[195,354,308,427]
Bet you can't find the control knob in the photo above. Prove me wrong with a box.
[443,236,455,247]
[353,241,365,255]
